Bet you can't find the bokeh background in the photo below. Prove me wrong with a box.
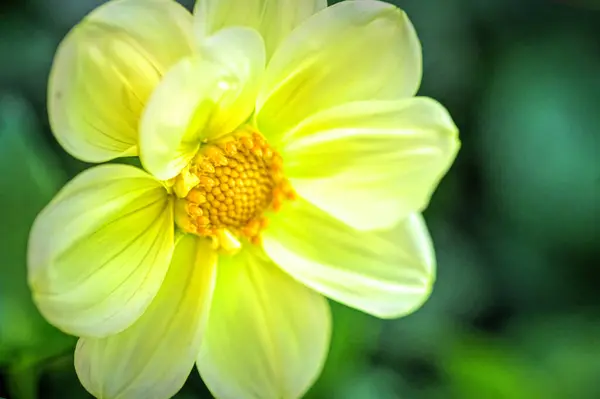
[1,0,599,398]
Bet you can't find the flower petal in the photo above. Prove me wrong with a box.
[75,235,216,399]
[197,247,331,399]
[140,27,265,180]
[27,164,174,337]
[256,0,422,141]
[262,199,435,319]
[282,98,459,231]
[193,0,326,58]
[48,0,194,162]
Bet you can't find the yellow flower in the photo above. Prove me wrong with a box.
[28,0,459,398]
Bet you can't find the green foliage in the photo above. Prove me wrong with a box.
[444,333,553,399]
[0,94,75,398]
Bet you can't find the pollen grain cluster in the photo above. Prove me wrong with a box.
[172,130,294,244]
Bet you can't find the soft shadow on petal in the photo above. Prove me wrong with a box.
[256,0,421,142]
[140,27,265,180]
[197,247,331,399]
[283,98,459,230]
[193,0,326,58]
[28,164,174,337]
[263,198,435,319]
[48,0,194,162]
[75,235,216,399]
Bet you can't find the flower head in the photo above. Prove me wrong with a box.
[29,0,459,398]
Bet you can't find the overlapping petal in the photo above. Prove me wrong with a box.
[197,247,331,399]
[140,27,265,180]
[75,235,216,399]
[262,199,435,319]
[48,0,194,162]
[193,0,326,58]
[256,0,422,141]
[281,98,459,230]
[27,164,174,337]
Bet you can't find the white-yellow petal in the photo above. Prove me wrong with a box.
[282,98,459,231]
[28,164,174,337]
[48,0,194,162]
[256,0,422,141]
[193,0,326,58]
[140,27,265,180]
[197,247,331,399]
[263,199,435,319]
[75,235,216,399]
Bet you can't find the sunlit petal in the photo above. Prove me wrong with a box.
[283,98,459,230]
[75,235,216,399]
[256,0,421,141]
[193,0,326,58]
[263,199,435,319]
[28,164,174,337]
[48,0,194,162]
[197,247,331,399]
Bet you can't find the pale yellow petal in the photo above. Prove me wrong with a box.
[282,98,459,230]
[193,0,326,58]
[263,199,435,319]
[75,235,216,399]
[140,27,265,180]
[197,247,331,399]
[256,0,421,141]
[28,164,174,337]
[48,0,194,162]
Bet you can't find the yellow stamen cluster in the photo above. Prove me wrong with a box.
[172,130,294,245]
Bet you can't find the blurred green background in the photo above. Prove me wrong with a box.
[1,0,599,398]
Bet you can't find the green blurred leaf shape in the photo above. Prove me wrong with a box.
[449,315,600,399]
[0,94,75,398]
[513,314,600,399]
[444,333,554,399]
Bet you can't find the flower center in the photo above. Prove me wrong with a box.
[171,128,294,248]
